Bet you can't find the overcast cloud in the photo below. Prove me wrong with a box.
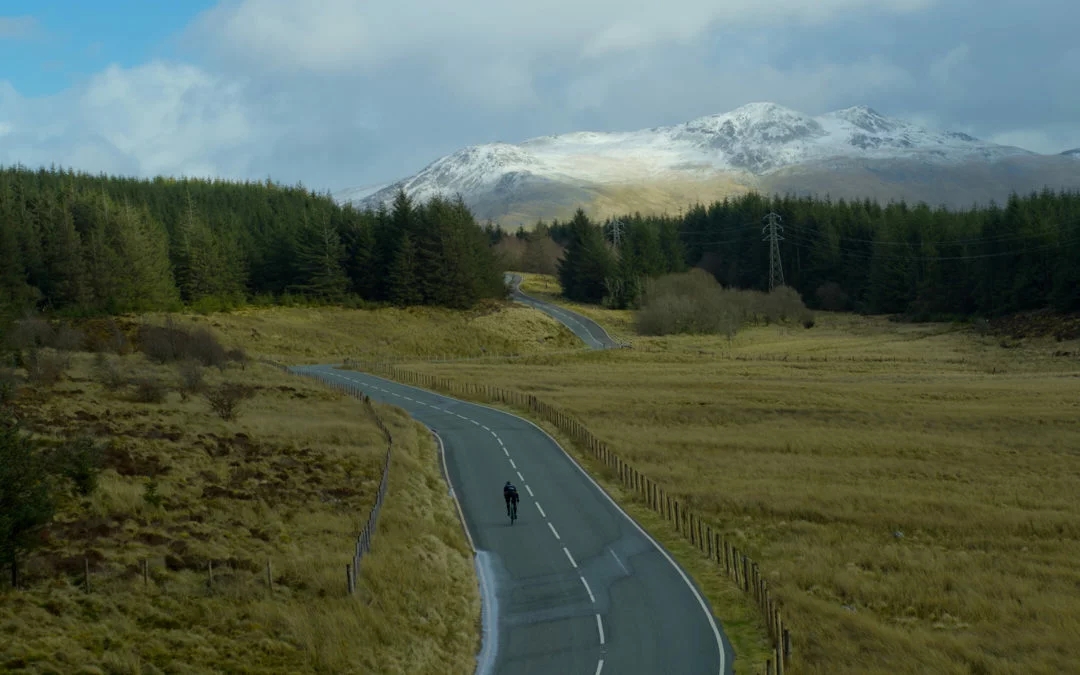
[1,0,1079,192]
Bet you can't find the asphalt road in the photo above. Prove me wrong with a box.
[505,274,621,350]
[295,365,733,675]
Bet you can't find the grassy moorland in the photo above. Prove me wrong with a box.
[160,301,581,365]
[399,275,1080,675]
[1,329,479,674]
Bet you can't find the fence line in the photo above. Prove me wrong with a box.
[261,359,393,595]
[344,357,792,673]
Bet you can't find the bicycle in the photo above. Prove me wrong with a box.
[506,497,518,525]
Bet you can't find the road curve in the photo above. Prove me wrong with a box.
[295,365,733,675]
[505,273,622,350]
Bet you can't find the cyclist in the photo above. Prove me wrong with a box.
[503,481,520,519]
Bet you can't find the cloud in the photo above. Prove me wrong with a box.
[3,0,1080,192]
[191,0,936,77]
[0,15,38,40]
[0,62,259,180]
[989,128,1080,155]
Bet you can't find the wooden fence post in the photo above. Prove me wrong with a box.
[267,560,273,593]
[84,558,90,593]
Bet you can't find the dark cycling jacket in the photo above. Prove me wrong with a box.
[504,487,519,503]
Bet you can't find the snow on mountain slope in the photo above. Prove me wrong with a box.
[1063,148,1080,158]
[339,103,1035,211]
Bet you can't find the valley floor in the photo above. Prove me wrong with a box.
[396,276,1080,675]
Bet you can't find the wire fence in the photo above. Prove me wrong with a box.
[345,358,793,675]
[261,359,393,595]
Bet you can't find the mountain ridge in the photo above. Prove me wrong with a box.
[338,103,1080,225]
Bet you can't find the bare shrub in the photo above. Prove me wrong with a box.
[815,282,850,311]
[133,377,168,404]
[138,319,228,369]
[226,348,248,371]
[84,318,129,354]
[177,359,205,399]
[189,328,229,370]
[522,236,564,276]
[94,354,127,392]
[493,237,526,271]
[5,316,55,350]
[636,271,812,337]
[26,349,68,385]
[636,269,741,337]
[768,286,810,323]
[205,383,255,421]
[0,368,18,405]
[51,325,87,352]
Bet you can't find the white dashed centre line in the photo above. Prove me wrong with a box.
[509,459,517,469]
[525,485,534,497]
[516,471,524,482]
[536,503,546,518]
[595,614,605,645]
[580,576,595,603]
[548,522,561,540]
[481,424,489,431]
[503,448,509,456]
[564,547,578,569]
[595,659,604,675]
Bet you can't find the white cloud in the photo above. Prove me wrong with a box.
[0,62,259,180]
[0,15,38,39]
[989,128,1080,155]
[929,43,970,86]
[193,0,936,75]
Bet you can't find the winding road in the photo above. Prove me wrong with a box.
[295,279,732,674]
[505,273,622,350]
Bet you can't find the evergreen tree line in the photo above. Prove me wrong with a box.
[519,190,1080,318]
[0,166,505,317]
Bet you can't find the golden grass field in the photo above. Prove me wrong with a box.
[2,350,479,674]
[154,301,581,365]
[399,274,1080,675]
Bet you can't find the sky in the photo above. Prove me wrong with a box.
[1,0,1079,193]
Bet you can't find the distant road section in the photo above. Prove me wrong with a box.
[505,274,622,351]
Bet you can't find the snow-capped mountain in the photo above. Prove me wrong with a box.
[1063,148,1080,158]
[338,103,1080,225]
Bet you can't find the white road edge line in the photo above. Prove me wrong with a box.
[548,522,561,540]
[564,547,578,569]
[338,369,728,675]
[595,613,605,645]
[536,502,546,518]
[580,575,595,603]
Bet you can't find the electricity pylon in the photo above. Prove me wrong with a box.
[763,212,785,291]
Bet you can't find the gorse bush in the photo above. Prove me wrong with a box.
[635,269,814,337]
